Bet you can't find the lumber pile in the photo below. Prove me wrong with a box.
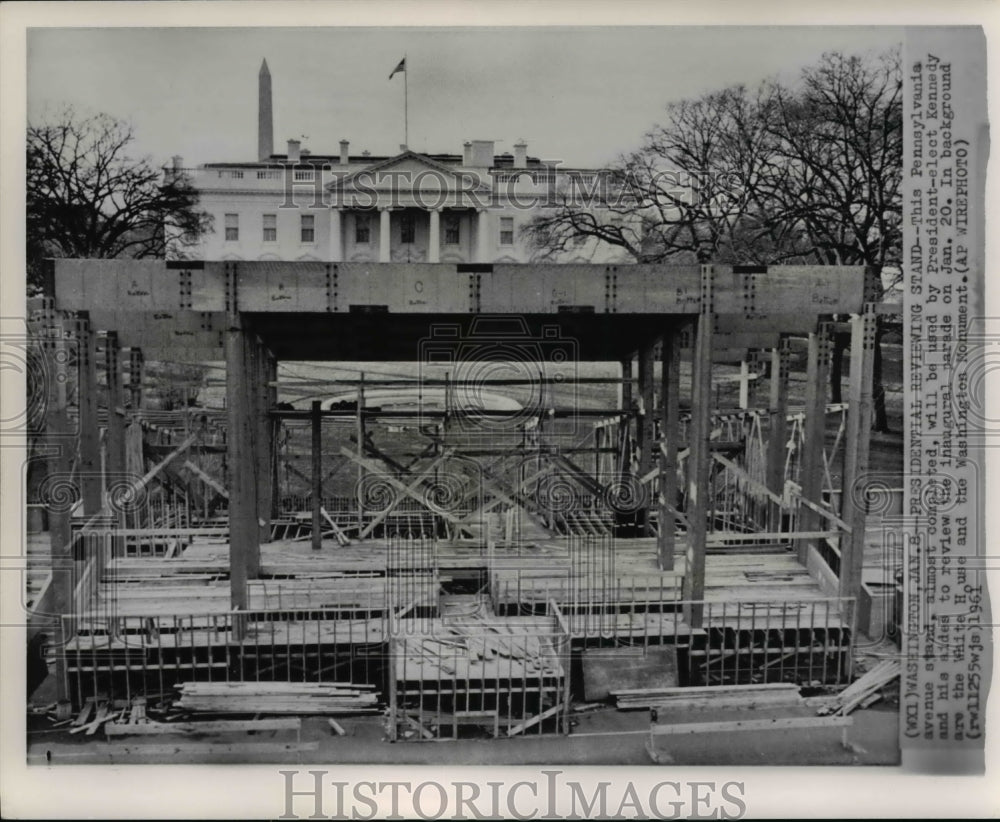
[395,614,565,681]
[613,683,803,712]
[817,659,900,716]
[173,681,380,715]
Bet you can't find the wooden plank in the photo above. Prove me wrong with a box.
[226,314,258,611]
[105,718,301,737]
[650,716,852,735]
[312,401,323,551]
[320,506,351,546]
[659,326,681,570]
[182,460,228,499]
[797,326,833,563]
[839,311,876,605]
[356,449,455,539]
[765,340,791,499]
[506,703,563,737]
[76,319,103,516]
[682,293,713,627]
[116,741,319,756]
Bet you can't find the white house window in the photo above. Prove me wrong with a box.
[224,213,239,241]
[400,213,416,244]
[444,214,460,245]
[499,216,514,246]
[355,214,371,245]
[263,214,277,242]
[300,214,315,243]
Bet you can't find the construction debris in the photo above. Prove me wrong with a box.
[173,681,380,715]
[817,659,900,716]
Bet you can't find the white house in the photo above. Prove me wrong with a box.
[173,60,631,266]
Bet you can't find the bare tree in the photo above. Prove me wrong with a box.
[524,48,902,429]
[27,108,212,290]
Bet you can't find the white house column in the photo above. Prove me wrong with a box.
[329,208,343,262]
[379,207,392,263]
[428,209,441,263]
[476,209,490,263]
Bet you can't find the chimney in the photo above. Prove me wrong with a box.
[287,139,301,162]
[514,140,527,168]
[463,141,473,166]
[258,59,273,161]
[470,140,495,168]
[339,140,350,165]
[172,155,183,171]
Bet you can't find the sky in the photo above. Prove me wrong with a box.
[27,26,902,169]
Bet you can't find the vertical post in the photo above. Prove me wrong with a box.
[226,311,258,612]
[619,356,633,483]
[311,400,323,551]
[798,323,833,563]
[683,267,714,628]
[356,373,366,533]
[766,339,791,513]
[256,341,276,543]
[103,332,126,553]
[428,208,441,264]
[658,326,681,570]
[637,339,656,534]
[379,208,392,262]
[45,319,73,702]
[76,316,102,517]
[839,310,876,606]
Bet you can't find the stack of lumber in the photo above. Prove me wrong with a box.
[173,681,380,715]
[613,683,804,712]
[817,659,900,716]
[395,615,565,682]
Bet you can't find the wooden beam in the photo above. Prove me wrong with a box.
[619,356,633,482]
[765,339,792,500]
[311,401,323,551]
[226,313,259,611]
[76,317,102,516]
[839,310,876,606]
[320,506,351,546]
[637,339,656,535]
[182,459,228,500]
[118,432,198,505]
[658,325,681,570]
[683,268,714,628]
[356,449,455,539]
[257,341,277,542]
[45,318,74,702]
[338,447,468,528]
[103,332,126,504]
[649,716,852,735]
[798,325,833,563]
[507,703,563,737]
[356,373,366,532]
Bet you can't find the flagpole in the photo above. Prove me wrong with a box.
[404,53,408,148]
